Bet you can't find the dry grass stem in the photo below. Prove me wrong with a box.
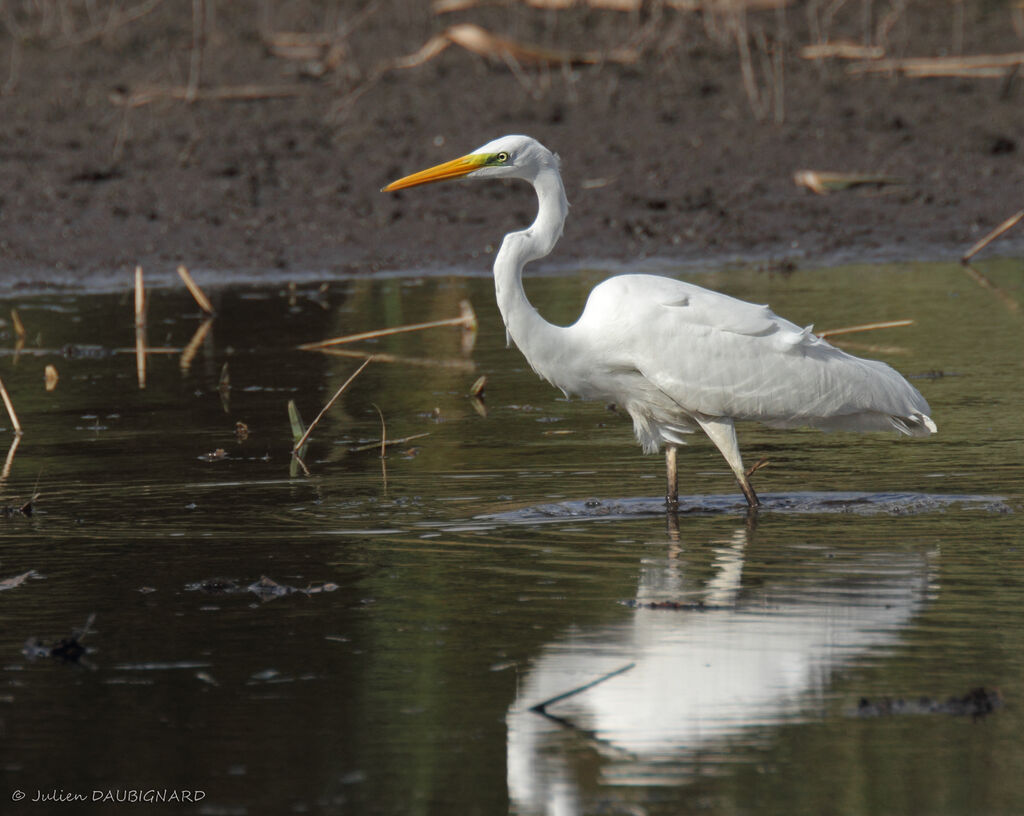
[0,434,20,483]
[371,403,387,459]
[470,376,487,397]
[848,52,1024,78]
[0,376,22,435]
[134,265,146,328]
[180,318,214,371]
[435,0,791,10]
[800,41,885,60]
[299,300,477,350]
[794,170,902,194]
[292,358,372,454]
[745,457,770,477]
[379,23,638,79]
[961,210,1024,263]
[110,84,307,108]
[317,348,476,372]
[178,265,215,314]
[819,319,914,338]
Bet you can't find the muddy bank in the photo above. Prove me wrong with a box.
[1,1,1022,286]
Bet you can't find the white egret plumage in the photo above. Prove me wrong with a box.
[383,135,936,508]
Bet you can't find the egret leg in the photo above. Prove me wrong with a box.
[695,416,761,509]
[665,445,679,509]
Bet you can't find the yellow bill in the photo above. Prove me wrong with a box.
[382,153,490,192]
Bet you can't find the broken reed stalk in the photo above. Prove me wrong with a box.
[135,327,147,389]
[372,403,387,459]
[180,318,214,371]
[961,210,1024,263]
[134,265,146,328]
[292,358,371,454]
[0,375,22,435]
[818,319,914,339]
[10,309,25,340]
[178,265,215,314]
[317,347,476,372]
[297,300,476,350]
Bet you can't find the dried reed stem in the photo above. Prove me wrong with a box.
[961,210,1024,263]
[180,318,214,371]
[1,434,20,482]
[10,309,25,340]
[292,358,371,454]
[819,319,914,338]
[317,347,476,372]
[298,300,476,350]
[0,376,22,435]
[134,265,146,328]
[177,265,215,314]
[135,327,147,389]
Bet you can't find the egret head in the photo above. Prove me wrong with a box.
[382,134,557,192]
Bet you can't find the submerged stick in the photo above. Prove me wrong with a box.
[298,300,476,350]
[349,432,430,453]
[292,358,371,454]
[0,375,22,435]
[178,265,215,315]
[530,663,636,714]
[961,209,1024,263]
[818,319,914,339]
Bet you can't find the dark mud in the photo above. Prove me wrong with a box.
[1,1,1023,287]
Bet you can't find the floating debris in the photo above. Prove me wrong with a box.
[855,687,1003,720]
[23,613,96,666]
[0,569,38,591]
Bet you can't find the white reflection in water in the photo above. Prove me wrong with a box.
[507,527,937,815]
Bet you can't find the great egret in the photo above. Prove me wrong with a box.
[383,135,936,508]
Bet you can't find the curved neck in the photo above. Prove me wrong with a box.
[492,164,569,371]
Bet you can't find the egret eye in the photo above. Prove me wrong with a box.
[497,151,510,163]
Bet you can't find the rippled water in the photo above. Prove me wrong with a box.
[0,258,1021,815]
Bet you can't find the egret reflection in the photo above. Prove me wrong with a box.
[507,525,936,815]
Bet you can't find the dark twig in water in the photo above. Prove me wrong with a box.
[349,432,430,453]
[530,662,636,715]
[292,358,371,454]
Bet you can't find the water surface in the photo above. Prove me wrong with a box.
[0,258,1021,815]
